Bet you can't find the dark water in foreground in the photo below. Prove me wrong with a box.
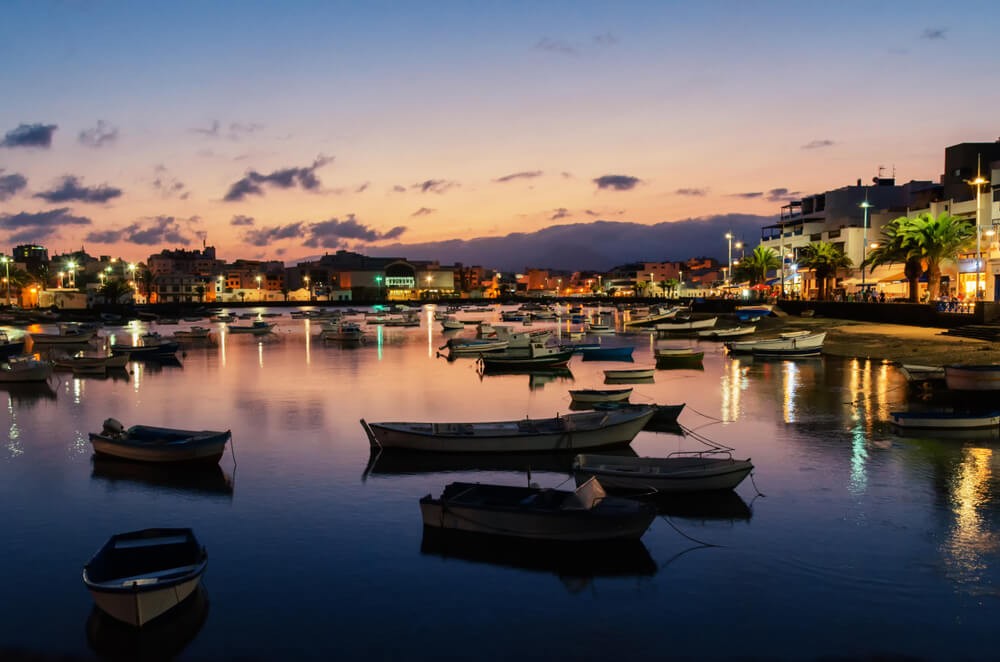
[2,305,998,661]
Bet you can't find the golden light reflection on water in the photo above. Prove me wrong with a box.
[219,329,227,367]
[847,359,895,493]
[943,447,999,592]
[304,319,312,365]
[5,397,23,458]
[781,360,800,423]
[720,357,747,422]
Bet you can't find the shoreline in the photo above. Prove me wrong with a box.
[775,317,995,366]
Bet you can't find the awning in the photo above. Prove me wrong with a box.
[878,271,906,283]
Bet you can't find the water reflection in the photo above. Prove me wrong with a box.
[649,490,753,521]
[420,529,657,593]
[0,382,57,406]
[363,447,637,479]
[944,446,999,594]
[86,584,209,662]
[91,459,235,499]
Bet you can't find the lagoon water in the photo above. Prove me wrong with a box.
[2,305,999,661]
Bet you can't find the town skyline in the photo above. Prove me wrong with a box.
[2,1,998,264]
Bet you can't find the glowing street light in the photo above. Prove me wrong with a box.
[256,275,262,301]
[725,233,733,286]
[66,261,77,288]
[304,275,311,301]
[860,199,873,291]
[966,156,988,300]
[375,275,383,301]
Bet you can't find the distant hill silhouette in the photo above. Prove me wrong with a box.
[365,214,774,271]
[291,214,773,272]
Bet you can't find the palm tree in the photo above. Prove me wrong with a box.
[864,216,925,302]
[898,212,976,300]
[734,246,780,286]
[797,241,852,300]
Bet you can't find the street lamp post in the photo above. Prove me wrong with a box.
[860,199,872,292]
[304,275,310,301]
[725,233,733,287]
[375,275,383,301]
[967,159,988,301]
[256,275,262,301]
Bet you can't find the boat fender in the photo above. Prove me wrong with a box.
[102,418,125,437]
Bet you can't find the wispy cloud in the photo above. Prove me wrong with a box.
[495,170,543,183]
[766,188,800,202]
[78,120,119,148]
[391,185,407,193]
[34,176,122,203]
[152,165,189,200]
[240,215,408,249]
[921,27,947,39]
[0,208,91,242]
[551,208,570,220]
[675,188,708,196]
[730,191,763,199]
[355,182,369,193]
[191,120,263,140]
[223,155,332,201]
[1,123,57,148]
[411,179,458,194]
[801,139,835,150]
[594,174,641,191]
[411,207,435,217]
[535,37,577,55]
[86,215,195,246]
[230,215,255,226]
[0,171,28,201]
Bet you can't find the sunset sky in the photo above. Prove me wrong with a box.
[2,0,997,264]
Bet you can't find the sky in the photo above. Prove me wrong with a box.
[1,0,998,265]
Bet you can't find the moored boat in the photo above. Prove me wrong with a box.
[28,326,97,344]
[0,331,25,359]
[580,346,634,362]
[361,405,655,453]
[898,363,946,384]
[888,410,1000,430]
[320,321,366,342]
[83,528,208,627]
[0,355,53,382]
[227,320,275,335]
[442,338,509,355]
[88,418,232,463]
[573,453,754,493]
[699,325,756,339]
[419,478,656,541]
[479,342,574,371]
[654,316,718,334]
[727,331,825,356]
[603,367,655,380]
[568,387,632,404]
[173,326,212,340]
[944,364,1000,391]
[592,402,685,430]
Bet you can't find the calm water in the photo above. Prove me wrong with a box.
[2,305,999,661]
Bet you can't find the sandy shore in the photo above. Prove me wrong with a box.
[761,316,997,365]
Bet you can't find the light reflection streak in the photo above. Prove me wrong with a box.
[943,447,997,591]
[258,340,264,368]
[304,319,311,365]
[781,360,800,423]
[219,329,227,367]
[720,358,744,422]
[426,307,434,358]
[376,325,384,360]
[72,376,83,404]
[6,397,24,458]
[132,361,141,391]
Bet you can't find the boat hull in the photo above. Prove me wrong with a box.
[89,427,230,464]
[573,455,754,493]
[603,368,655,380]
[569,388,632,404]
[944,365,1000,391]
[889,411,1000,430]
[87,575,202,627]
[363,408,654,453]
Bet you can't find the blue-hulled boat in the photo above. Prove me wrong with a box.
[581,346,634,362]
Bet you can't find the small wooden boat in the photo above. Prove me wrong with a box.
[227,320,275,335]
[569,387,632,404]
[655,347,703,359]
[320,321,366,342]
[29,326,97,344]
[944,364,1000,391]
[110,337,179,359]
[587,324,614,334]
[898,364,946,385]
[173,326,212,340]
[83,528,208,627]
[592,402,685,429]
[727,331,826,356]
[699,325,756,339]
[53,352,130,373]
[573,453,754,493]
[442,338,509,355]
[603,367,655,380]
[419,478,657,541]
[440,317,465,331]
[888,410,1000,430]
[581,346,634,361]
[0,355,53,382]
[361,406,655,453]
[491,326,552,348]
[479,343,574,371]
[655,316,718,334]
[88,418,232,463]
[623,307,685,327]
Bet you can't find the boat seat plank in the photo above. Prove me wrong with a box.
[113,563,200,584]
[114,535,189,549]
